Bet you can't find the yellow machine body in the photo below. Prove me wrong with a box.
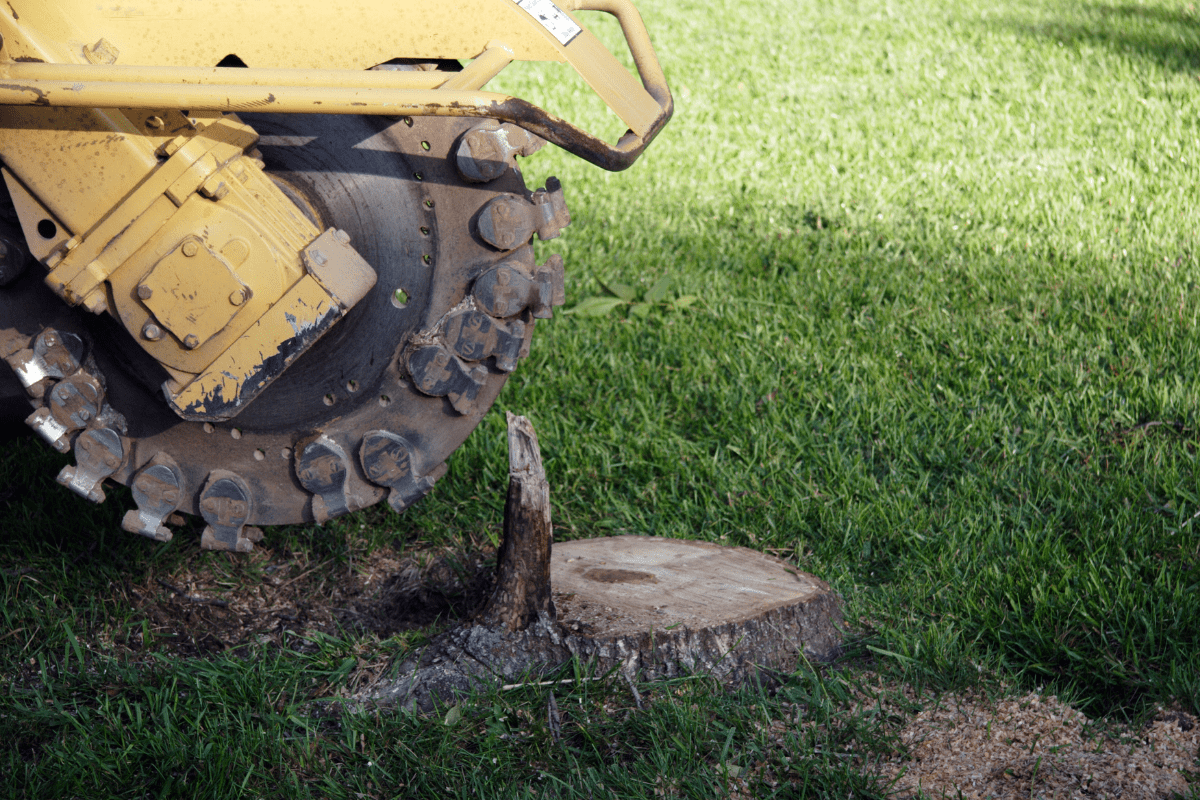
[0,0,670,547]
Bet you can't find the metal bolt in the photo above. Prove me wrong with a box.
[137,284,153,300]
[309,248,327,266]
[82,290,108,314]
[160,137,186,158]
[457,129,509,183]
[201,178,230,201]
[333,229,351,244]
[183,334,199,349]
[181,240,199,257]
[142,322,163,341]
[145,115,164,130]
[229,289,246,306]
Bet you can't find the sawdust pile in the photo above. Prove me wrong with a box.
[115,542,494,658]
[877,691,1198,799]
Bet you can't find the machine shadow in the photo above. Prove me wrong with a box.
[991,3,1200,74]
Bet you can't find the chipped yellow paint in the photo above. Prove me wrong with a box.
[165,275,342,421]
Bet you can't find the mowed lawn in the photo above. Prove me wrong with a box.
[2,0,1199,796]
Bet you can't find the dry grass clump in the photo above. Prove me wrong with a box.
[877,691,1198,799]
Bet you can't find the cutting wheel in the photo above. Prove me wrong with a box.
[0,113,568,541]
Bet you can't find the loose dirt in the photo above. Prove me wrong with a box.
[112,540,495,659]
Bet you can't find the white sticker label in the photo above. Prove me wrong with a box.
[512,0,583,46]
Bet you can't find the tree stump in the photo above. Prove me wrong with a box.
[550,535,842,682]
[359,414,844,712]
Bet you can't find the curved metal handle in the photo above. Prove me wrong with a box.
[547,0,674,169]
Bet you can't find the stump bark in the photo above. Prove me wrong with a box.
[477,413,555,632]
[359,414,844,712]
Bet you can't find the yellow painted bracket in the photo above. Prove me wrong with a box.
[0,0,673,171]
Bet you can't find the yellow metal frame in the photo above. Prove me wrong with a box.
[0,0,672,421]
[0,0,672,171]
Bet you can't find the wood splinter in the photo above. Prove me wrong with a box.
[478,411,556,632]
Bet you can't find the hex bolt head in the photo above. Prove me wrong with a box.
[183,334,200,349]
[309,248,327,266]
[181,240,199,257]
[457,129,508,183]
[142,322,163,341]
[136,284,153,300]
[333,229,351,244]
[160,136,187,157]
[230,289,246,306]
[145,115,165,130]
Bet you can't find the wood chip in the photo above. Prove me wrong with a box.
[875,691,1199,799]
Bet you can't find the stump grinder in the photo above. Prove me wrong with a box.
[0,0,671,550]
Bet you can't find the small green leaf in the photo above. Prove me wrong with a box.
[601,281,638,303]
[646,275,672,303]
[565,296,627,317]
[673,294,698,309]
[630,302,653,318]
[444,705,463,727]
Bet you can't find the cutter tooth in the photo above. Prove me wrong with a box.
[56,427,124,503]
[359,430,447,513]
[294,434,352,524]
[121,455,184,542]
[198,470,263,552]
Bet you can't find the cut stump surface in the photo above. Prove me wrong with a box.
[553,535,831,636]
[548,535,843,685]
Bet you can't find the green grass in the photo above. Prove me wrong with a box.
[3,0,1200,796]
